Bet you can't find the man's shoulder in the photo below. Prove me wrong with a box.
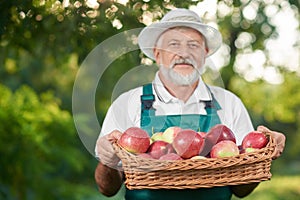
[112,85,144,103]
[208,85,233,94]
[208,85,241,101]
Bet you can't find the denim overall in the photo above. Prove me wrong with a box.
[125,84,232,200]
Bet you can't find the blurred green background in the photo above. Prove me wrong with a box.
[0,0,299,199]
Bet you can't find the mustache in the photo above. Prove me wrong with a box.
[169,58,203,76]
[171,58,196,68]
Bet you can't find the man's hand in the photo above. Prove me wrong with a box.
[96,130,122,168]
[257,125,286,160]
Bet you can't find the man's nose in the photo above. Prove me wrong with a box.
[177,45,191,58]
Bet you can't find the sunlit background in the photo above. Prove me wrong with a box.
[83,0,299,85]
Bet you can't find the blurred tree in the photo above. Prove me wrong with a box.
[0,84,99,199]
[230,72,300,174]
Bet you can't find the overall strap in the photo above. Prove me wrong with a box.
[199,85,222,128]
[141,83,155,113]
[140,84,156,133]
[202,85,221,114]
[141,83,155,110]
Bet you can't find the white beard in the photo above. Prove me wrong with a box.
[159,58,203,86]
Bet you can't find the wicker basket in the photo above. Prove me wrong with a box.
[113,133,276,190]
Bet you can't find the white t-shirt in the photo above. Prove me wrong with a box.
[98,73,254,147]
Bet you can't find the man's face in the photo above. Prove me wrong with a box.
[154,27,208,86]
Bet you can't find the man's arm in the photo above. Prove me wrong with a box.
[94,162,123,197]
[94,130,124,197]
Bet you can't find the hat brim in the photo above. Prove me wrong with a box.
[138,21,222,60]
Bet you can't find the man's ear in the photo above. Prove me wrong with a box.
[153,47,160,64]
[205,47,209,55]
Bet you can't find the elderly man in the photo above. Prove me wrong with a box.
[94,8,285,200]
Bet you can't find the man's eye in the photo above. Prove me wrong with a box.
[169,42,180,47]
[189,43,200,49]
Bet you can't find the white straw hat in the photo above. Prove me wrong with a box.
[138,8,222,60]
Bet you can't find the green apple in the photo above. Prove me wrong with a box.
[162,126,182,143]
[210,140,239,158]
[151,132,163,142]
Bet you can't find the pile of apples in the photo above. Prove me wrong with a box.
[117,124,269,161]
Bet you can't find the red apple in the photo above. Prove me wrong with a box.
[162,126,182,143]
[138,153,154,159]
[242,131,269,149]
[172,129,205,159]
[198,131,206,138]
[200,124,236,156]
[118,127,150,154]
[207,124,236,143]
[238,145,243,152]
[147,140,171,159]
[159,153,183,160]
[210,140,239,158]
[240,147,257,154]
[238,144,257,154]
[166,143,176,154]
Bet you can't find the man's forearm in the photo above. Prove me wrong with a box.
[94,162,123,197]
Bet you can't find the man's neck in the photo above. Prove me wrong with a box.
[158,72,199,103]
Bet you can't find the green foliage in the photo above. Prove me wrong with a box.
[230,73,300,124]
[0,84,98,199]
[232,175,300,200]
[229,72,300,174]
[217,0,277,87]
